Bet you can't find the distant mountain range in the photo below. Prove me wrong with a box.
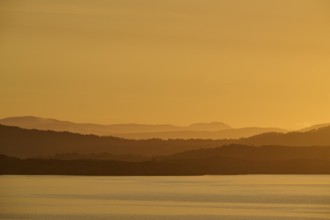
[1,123,330,175]
[1,124,330,158]
[1,145,330,175]
[0,116,286,139]
[0,116,231,133]
[117,127,286,140]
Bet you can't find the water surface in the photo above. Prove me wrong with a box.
[0,175,329,219]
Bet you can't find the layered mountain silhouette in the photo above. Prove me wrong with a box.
[159,145,330,161]
[117,127,285,140]
[0,124,230,158]
[238,127,330,146]
[299,123,330,132]
[0,116,231,133]
[1,124,330,159]
[1,123,330,175]
[1,145,330,175]
[0,116,285,139]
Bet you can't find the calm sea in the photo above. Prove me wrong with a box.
[0,175,329,220]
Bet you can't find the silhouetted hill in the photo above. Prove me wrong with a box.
[0,116,232,136]
[299,123,330,132]
[118,127,285,140]
[1,124,330,159]
[37,152,148,162]
[160,145,330,161]
[1,153,329,175]
[1,116,289,139]
[238,126,330,146]
[0,125,230,158]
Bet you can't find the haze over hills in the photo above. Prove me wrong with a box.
[0,116,231,133]
[238,127,330,146]
[1,124,330,159]
[2,0,330,177]
[117,127,285,140]
[299,123,330,132]
[0,116,286,139]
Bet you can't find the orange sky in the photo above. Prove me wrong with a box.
[1,0,330,129]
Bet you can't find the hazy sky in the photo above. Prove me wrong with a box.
[1,0,330,129]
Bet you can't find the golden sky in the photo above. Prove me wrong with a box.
[1,0,330,129]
